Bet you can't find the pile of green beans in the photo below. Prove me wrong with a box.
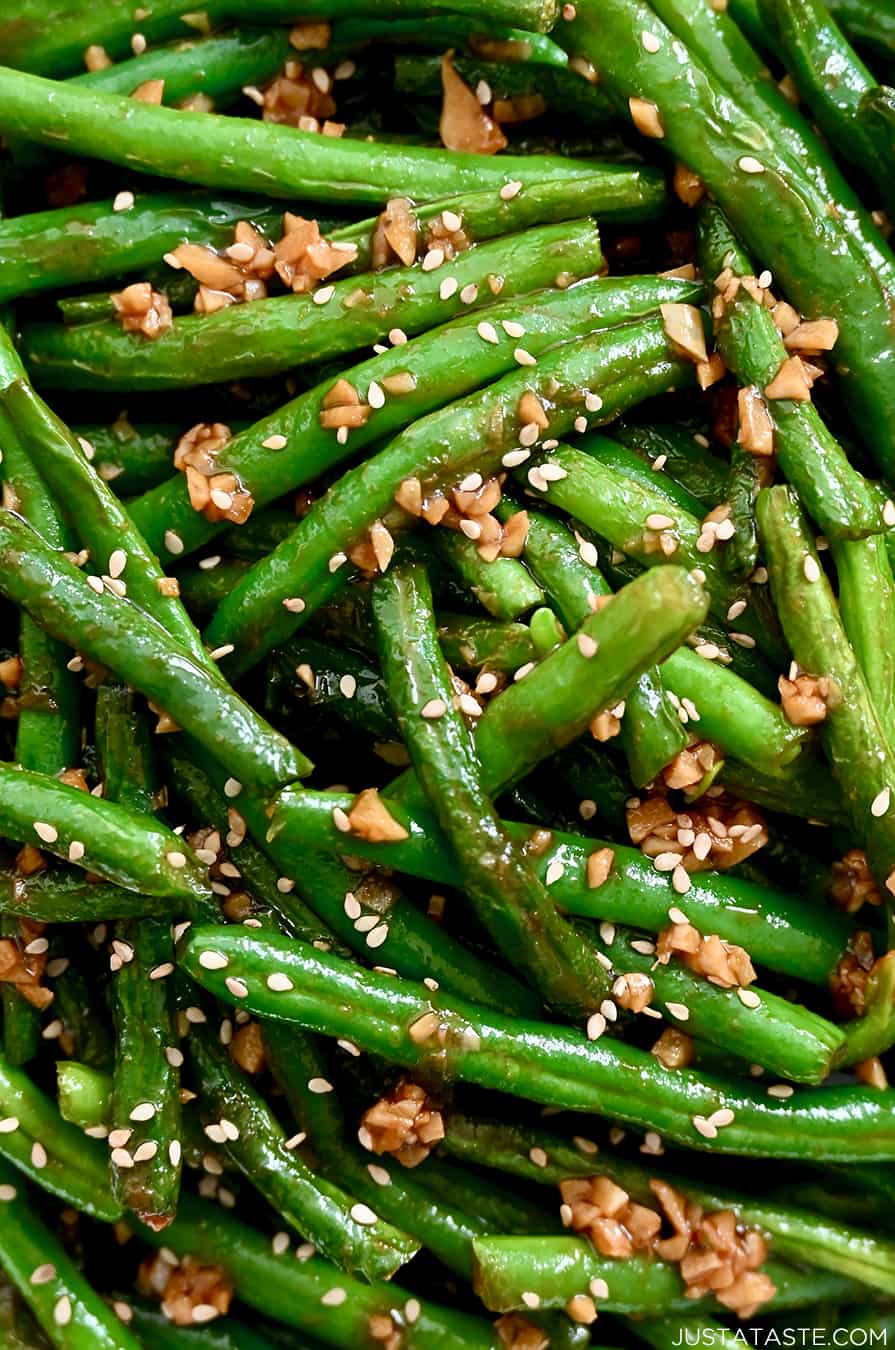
[0,0,894,1344]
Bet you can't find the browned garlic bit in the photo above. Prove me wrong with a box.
[425,208,472,261]
[0,918,53,1010]
[229,1020,266,1074]
[439,52,508,154]
[765,354,812,402]
[346,788,409,843]
[673,162,707,207]
[627,790,768,877]
[138,1252,233,1326]
[661,741,721,792]
[173,422,254,527]
[778,671,835,726]
[590,705,625,742]
[560,1176,775,1318]
[830,931,875,1018]
[111,282,173,339]
[495,1313,550,1350]
[371,198,419,269]
[656,920,757,989]
[273,213,357,293]
[737,385,775,457]
[831,848,882,912]
[650,1027,694,1069]
[359,1079,445,1167]
[611,970,655,1012]
[261,54,343,136]
[288,21,332,50]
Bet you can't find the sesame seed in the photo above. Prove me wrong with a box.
[442,210,463,233]
[389,328,408,346]
[312,285,335,306]
[460,518,482,540]
[111,1147,134,1167]
[54,1296,72,1327]
[108,549,127,578]
[272,1231,290,1255]
[729,632,756,648]
[477,321,499,345]
[308,1077,333,1094]
[199,950,229,971]
[33,821,58,844]
[165,851,187,869]
[263,433,288,450]
[130,1102,156,1122]
[501,320,526,338]
[113,190,135,212]
[458,692,482,717]
[758,269,772,288]
[0,1184,16,1200]
[328,551,348,573]
[803,555,821,582]
[502,447,531,468]
[285,1132,307,1150]
[672,865,692,895]
[692,1115,718,1139]
[224,976,249,999]
[209,644,234,661]
[367,923,389,948]
[514,661,535,681]
[164,530,184,555]
[514,347,536,366]
[332,806,351,833]
[133,1141,159,1163]
[872,786,891,817]
[738,156,764,173]
[192,1305,220,1324]
[641,29,661,50]
[500,180,523,200]
[30,1263,56,1285]
[540,462,568,482]
[440,276,458,300]
[884,499,895,528]
[131,31,147,53]
[521,1292,540,1309]
[31,1142,47,1169]
[589,1276,609,1300]
[321,1288,347,1307]
[767,1083,794,1098]
[266,972,294,992]
[350,1203,378,1225]
[421,698,446,719]
[405,1298,421,1324]
[737,987,761,1009]
[585,391,603,412]
[460,282,478,304]
[666,1002,690,1021]
[545,859,565,885]
[646,513,675,530]
[574,415,588,433]
[668,905,689,925]
[586,1012,606,1040]
[577,633,598,658]
[708,1108,735,1129]
[169,1140,182,1166]
[421,248,445,272]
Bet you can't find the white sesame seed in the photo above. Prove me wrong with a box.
[574,415,588,433]
[263,433,288,450]
[332,806,351,833]
[668,905,689,925]
[758,270,772,289]
[266,972,294,992]
[198,950,229,971]
[33,821,58,844]
[164,530,184,556]
[646,513,675,530]
[738,156,765,173]
[884,499,895,528]
[666,1002,690,1022]
[521,1291,540,1309]
[309,1078,334,1097]
[500,180,523,200]
[708,1108,735,1129]
[585,391,603,412]
[165,851,187,870]
[285,1132,307,1150]
[729,632,756,648]
[30,1263,56,1285]
[803,555,821,582]
[458,693,482,717]
[767,1083,795,1098]
[671,865,692,895]
[460,282,478,304]
[350,1202,378,1226]
[514,661,535,681]
[338,673,357,700]
[872,786,891,817]
[130,1102,156,1123]
[321,1287,347,1306]
[477,321,499,345]
[54,1296,72,1327]
[545,859,565,885]
[328,551,348,573]
[641,29,661,50]
[692,1115,718,1139]
[577,633,598,658]
[224,976,249,1000]
[312,285,335,306]
[460,518,482,540]
[421,248,445,272]
[737,987,761,1009]
[133,1141,159,1163]
[367,923,389,948]
[440,276,458,300]
[586,1012,606,1040]
[514,347,536,367]
[271,1231,290,1255]
[501,320,526,339]
[108,549,128,579]
[389,328,408,346]
[113,190,135,212]
[502,447,531,468]
[528,1146,548,1168]
[421,698,447,719]
[0,1184,16,1200]
[31,1141,47,1169]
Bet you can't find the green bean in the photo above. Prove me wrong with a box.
[176,737,540,1016]
[831,533,895,747]
[0,1159,139,1349]
[758,485,895,893]
[1,866,202,923]
[437,614,538,674]
[0,64,652,212]
[697,202,884,539]
[0,0,562,77]
[50,963,113,1071]
[126,1301,289,1350]
[179,924,895,1160]
[206,317,697,677]
[176,560,252,624]
[393,51,615,127]
[147,1189,506,1348]
[515,442,786,664]
[446,1114,895,1295]
[434,532,544,621]
[56,1062,111,1130]
[590,925,844,1084]
[499,499,689,787]
[0,761,209,901]
[326,15,570,65]
[0,375,208,665]
[265,794,849,982]
[759,0,891,210]
[827,0,895,57]
[22,218,604,391]
[0,1052,120,1220]
[269,637,398,742]
[373,559,612,1017]
[0,194,283,305]
[72,26,291,107]
[576,432,710,519]
[95,684,182,1232]
[66,420,177,499]
[556,0,895,480]
[472,1235,864,1315]
[836,952,895,1066]
[127,271,699,565]
[0,509,310,796]
[614,420,729,510]
[187,1020,419,1280]
[721,444,762,581]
